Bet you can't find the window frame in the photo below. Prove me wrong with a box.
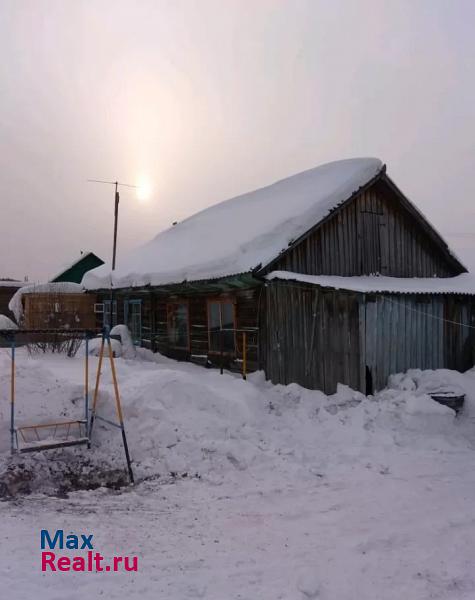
[124,298,142,346]
[207,298,237,355]
[103,299,117,328]
[166,301,191,350]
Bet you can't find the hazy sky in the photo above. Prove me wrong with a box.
[1,0,475,281]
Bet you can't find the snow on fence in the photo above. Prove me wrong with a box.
[22,293,96,330]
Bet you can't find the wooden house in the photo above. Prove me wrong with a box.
[83,158,475,394]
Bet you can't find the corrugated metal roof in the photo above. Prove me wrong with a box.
[266,271,475,295]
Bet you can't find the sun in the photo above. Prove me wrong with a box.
[136,178,151,203]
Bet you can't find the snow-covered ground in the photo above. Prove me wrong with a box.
[1,346,475,599]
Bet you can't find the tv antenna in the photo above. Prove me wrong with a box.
[87,179,139,271]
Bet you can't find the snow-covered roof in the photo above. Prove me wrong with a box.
[0,280,23,288]
[266,271,475,295]
[50,250,103,283]
[83,158,384,290]
[0,314,18,329]
[8,282,84,322]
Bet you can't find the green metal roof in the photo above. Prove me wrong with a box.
[51,252,105,284]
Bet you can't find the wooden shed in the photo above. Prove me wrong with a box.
[262,275,475,393]
[83,158,475,394]
[22,293,96,330]
[9,283,96,330]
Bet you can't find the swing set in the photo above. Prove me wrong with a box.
[0,328,134,483]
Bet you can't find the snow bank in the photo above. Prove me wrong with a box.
[0,314,18,329]
[87,337,122,357]
[388,369,466,397]
[2,349,472,492]
[86,326,137,359]
[110,325,136,359]
[8,282,84,322]
[2,355,475,599]
[83,158,383,290]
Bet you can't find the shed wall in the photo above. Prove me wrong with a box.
[263,282,475,395]
[261,281,362,394]
[24,293,97,329]
[267,179,459,278]
[364,294,475,391]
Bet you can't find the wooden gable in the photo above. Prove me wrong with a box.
[259,173,464,278]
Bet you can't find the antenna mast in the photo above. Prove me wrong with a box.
[87,179,138,271]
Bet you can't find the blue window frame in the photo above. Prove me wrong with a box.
[124,299,142,346]
[103,300,117,329]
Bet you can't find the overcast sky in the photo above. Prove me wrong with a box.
[1,0,474,281]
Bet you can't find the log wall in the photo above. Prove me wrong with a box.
[97,288,261,373]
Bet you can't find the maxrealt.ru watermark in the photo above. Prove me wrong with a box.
[40,530,138,572]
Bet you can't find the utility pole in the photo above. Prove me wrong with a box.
[88,179,139,328]
[112,181,119,270]
[87,179,138,271]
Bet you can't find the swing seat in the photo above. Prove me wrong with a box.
[14,420,89,453]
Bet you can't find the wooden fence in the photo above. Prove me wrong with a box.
[23,293,96,329]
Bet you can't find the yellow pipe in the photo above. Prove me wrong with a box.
[91,336,105,414]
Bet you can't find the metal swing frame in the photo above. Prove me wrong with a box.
[1,328,134,483]
[88,330,134,483]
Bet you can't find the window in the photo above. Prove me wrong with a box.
[124,299,142,346]
[208,300,235,353]
[103,300,117,328]
[167,303,189,349]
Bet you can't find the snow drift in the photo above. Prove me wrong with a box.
[1,348,473,493]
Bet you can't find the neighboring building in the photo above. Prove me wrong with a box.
[51,251,104,284]
[8,282,96,330]
[0,279,24,322]
[83,158,475,394]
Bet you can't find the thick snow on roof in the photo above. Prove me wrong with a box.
[0,280,23,288]
[8,282,84,322]
[83,158,383,290]
[267,271,475,295]
[0,314,18,329]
